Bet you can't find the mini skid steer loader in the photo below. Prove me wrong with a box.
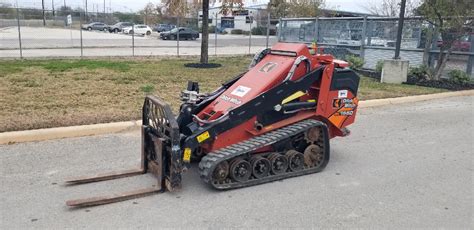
[66,43,360,207]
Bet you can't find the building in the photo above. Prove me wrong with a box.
[198,0,373,32]
[198,0,268,32]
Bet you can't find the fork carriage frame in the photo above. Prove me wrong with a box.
[65,96,182,207]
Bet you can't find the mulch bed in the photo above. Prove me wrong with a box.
[184,63,222,68]
[405,76,474,91]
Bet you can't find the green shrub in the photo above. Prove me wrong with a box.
[375,60,384,73]
[269,28,277,36]
[448,70,470,83]
[208,25,216,34]
[230,29,243,34]
[408,65,430,81]
[251,26,266,35]
[242,31,250,35]
[345,55,364,70]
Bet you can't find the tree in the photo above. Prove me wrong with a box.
[364,0,420,17]
[268,0,323,18]
[417,0,473,80]
[287,0,324,17]
[162,0,242,64]
[187,0,201,19]
[220,0,243,15]
[114,11,143,23]
[201,0,209,64]
[268,0,289,18]
[162,0,189,18]
[199,0,242,64]
[139,3,162,25]
[57,6,73,16]
[0,3,16,19]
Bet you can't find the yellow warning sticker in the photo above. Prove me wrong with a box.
[196,131,210,143]
[183,148,192,162]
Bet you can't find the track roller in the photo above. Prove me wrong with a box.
[286,150,304,171]
[229,158,252,182]
[268,153,288,175]
[303,144,324,168]
[250,156,271,179]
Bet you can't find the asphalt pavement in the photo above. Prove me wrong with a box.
[1,96,472,228]
[0,27,278,58]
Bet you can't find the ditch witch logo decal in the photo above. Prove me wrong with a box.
[259,62,277,73]
[329,98,359,128]
[332,98,357,109]
[220,95,242,105]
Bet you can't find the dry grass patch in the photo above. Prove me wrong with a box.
[0,58,249,132]
[0,57,447,132]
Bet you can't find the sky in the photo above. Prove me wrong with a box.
[2,0,374,14]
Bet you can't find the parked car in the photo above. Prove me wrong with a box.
[160,27,199,40]
[154,24,176,32]
[437,35,472,52]
[122,25,153,35]
[82,22,108,31]
[108,22,133,33]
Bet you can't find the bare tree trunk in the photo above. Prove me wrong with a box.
[434,46,453,80]
[200,0,209,64]
[433,45,445,80]
[433,31,457,80]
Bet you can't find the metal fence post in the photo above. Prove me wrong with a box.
[215,13,218,56]
[360,16,367,60]
[278,18,282,42]
[132,23,135,56]
[16,7,23,59]
[429,27,439,69]
[416,21,423,49]
[177,17,180,57]
[248,20,252,54]
[423,23,434,66]
[467,34,474,78]
[266,12,270,48]
[42,0,46,26]
[80,12,83,57]
[366,19,373,46]
[314,17,319,43]
[394,0,407,59]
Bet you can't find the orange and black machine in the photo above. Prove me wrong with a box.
[66,42,360,207]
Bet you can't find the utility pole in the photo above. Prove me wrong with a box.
[103,0,105,15]
[42,0,46,26]
[394,0,407,59]
[63,0,66,8]
[52,0,55,17]
[85,0,88,22]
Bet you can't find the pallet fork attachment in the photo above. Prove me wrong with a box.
[65,96,182,207]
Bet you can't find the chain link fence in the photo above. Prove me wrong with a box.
[3,8,472,78]
[1,7,280,58]
[279,16,474,78]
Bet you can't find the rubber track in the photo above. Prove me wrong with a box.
[198,119,328,190]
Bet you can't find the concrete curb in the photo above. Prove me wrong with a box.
[0,120,142,145]
[1,90,473,145]
[358,90,474,108]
